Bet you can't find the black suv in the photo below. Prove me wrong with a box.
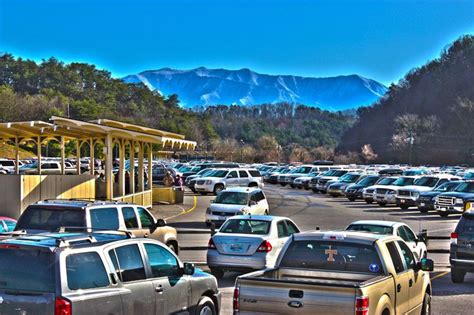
[450,211,474,283]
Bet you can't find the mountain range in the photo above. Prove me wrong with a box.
[122,67,387,111]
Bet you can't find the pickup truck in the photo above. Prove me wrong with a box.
[234,231,434,315]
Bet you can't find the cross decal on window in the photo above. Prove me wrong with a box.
[325,245,338,262]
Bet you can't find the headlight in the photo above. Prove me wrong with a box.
[413,192,419,198]
[205,180,213,185]
[455,198,464,204]
[465,202,473,211]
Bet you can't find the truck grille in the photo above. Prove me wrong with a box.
[197,180,205,185]
[398,190,411,197]
[437,196,455,206]
[310,178,318,184]
[419,196,432,202]
[365,188,374,194]
[375,188,389,195]
[318,179,329,185]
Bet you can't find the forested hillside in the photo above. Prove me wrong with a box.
[0,54,354,162]
[337,35,474,165]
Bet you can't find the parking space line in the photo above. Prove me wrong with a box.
[165,196,198,221]
[431,271,449,281]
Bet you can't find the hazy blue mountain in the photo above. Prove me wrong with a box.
[123,67,387,110]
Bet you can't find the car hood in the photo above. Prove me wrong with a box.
[378,185,402,191]
[437,192,474,198]
[399,185,434,192]
[419,191,442,198]
[210,203,248,213]
[295,176,312,181]
[348,184,365,190]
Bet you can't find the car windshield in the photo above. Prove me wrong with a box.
[393,177,415,186]
[214,192,248,205]
[454,182,474,193]
[280,240,384,274]
[16,207,85,231]
[463,172,474,180]
[220,219,271,235]
[210,170,229,178]
[340,174,360,183]
[197,169,212,175]
[332,170,348,177]
[295,167,313,174]
[434,182,460,192]
[346,224,394,234]
[413,177,439,187]
[0,248,56,293]
[377,177,397,185]
[357,176,379,186]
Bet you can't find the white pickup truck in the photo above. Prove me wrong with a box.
[234,231,434,315]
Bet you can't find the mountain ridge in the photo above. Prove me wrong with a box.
[123,67,387,111]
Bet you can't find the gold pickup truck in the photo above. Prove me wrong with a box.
[234,231,434,315]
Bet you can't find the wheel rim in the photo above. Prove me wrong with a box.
[200,305,213,315]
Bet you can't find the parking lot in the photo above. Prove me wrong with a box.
[155,184,474,315]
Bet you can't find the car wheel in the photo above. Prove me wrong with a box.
[378,202,386,207]
[166,241,178,254]
[290,184,295,188]
[421,293,431,315]
[451,268,466,283]
[312,189,319,193]
[195,296,217,315]
[205,221,211,227]
[280,183,286,186]
[439,212,449,217]
[348,197,356,202]
[320,190,327,194]
[400,205,409,210]
[419,207,429,213]
[213,184,224,195]
[210,268,224,279]
[366,200,373,204]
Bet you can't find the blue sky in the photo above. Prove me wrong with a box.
[0,0,473,85]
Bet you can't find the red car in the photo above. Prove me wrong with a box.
[0,216,17,232]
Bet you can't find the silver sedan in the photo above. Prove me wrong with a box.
[206,215,300,279]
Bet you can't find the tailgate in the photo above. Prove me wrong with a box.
[237,278,356,314]
[0,291,55,314]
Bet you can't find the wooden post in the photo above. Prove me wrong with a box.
[76,141,81,175]
[60,136,65,175]
[37,136,42,175]
[105,134,113,199]
[119,140,125,196]
[129,141,136,194]
[14,137,19,175]
[147,144,153,190]
[138,142,144,192]
[90,138,95,174]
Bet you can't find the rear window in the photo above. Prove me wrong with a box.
[0,160,15,167]
[280,240,384,274]
[16,207,85,231]
[457,215,474,237]
[220,219,270,235]
[249,170,261,177]
[0,248,56,292]
[346,224,393,235]
[66,252,110,290]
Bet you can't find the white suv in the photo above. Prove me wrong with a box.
[205,187,269,225]
[194,168,263,195]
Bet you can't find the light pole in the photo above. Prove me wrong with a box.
[240,139,245,162]
[407,136,415,166]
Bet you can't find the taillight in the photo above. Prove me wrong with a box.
[256,240,273,252]
[451,232,458,245]
[233,286,240,312]
[355,296,369,315]
[55,297,71,315]
[208,238,216,249]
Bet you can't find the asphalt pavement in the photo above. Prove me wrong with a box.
[150,184,474,315]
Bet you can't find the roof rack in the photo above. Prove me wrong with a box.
[56,226,134,239]
[39,198,130,206]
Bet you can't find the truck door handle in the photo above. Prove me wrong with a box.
[409,279,413,287]
[155,285,164,293]
[397,284,402,292]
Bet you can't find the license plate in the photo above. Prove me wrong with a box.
[218,216,226,221]
[230,244,242,251]
[420,203,425,207]
[400,199,405,203]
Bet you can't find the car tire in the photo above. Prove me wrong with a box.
[312,189,319,193]
[439,212,449,217]
[205,221,211,227]
[366,200,373,204]
[419,207,429,213]
[378,202,386,207]
[421,293,431,315]
[166,241,178,254]
[348,197,356,202]
[210,268,224,279]
[195,296,217,315]
[213,184,224,195]
[400,205,409,210]
[280,183,286,187]
[320,190,326,194]
[451,268,466,283]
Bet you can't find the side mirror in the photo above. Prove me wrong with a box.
[156,219,167,227]
[183,262,195,275]
[419,258,434,272]
[210,223,217,236]
[249,200,257,206]
[227,175,234,178]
